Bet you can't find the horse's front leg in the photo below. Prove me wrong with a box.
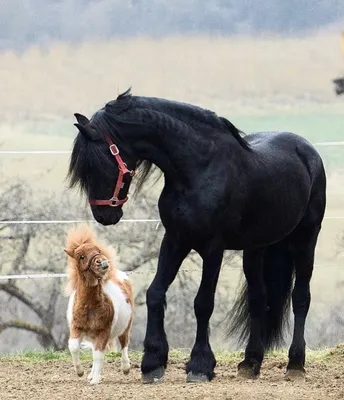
[68,328,84,378]
[186,243,224,382]
[141,232,191,384]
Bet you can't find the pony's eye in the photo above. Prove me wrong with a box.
[80,255,85,260]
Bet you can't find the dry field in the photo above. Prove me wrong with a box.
[2,347,344,400]
[0,32,343,122]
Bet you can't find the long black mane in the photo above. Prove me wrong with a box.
[67,88,250,196]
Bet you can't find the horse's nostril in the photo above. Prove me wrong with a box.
[101,260,109,270]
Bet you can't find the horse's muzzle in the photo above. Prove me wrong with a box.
[100,259,109,271]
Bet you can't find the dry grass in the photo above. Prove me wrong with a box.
[0,32,343,121]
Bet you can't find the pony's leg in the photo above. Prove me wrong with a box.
[118,318,133,375]
[89,331,110,385]
[87,354,95,381]
[237,247,266,379]
[68,329,84,377]
[286,226,321,381]
[141,232,191,384]
[185,245,224,382]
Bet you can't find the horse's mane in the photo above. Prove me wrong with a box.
[64,224,118,296]
[67,88,250,197]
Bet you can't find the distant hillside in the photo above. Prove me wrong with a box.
[1,0,344,50]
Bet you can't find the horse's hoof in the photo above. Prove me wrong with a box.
[186,372,210,383]
[76,366,84,377]
[89,376,101,385]
[237,366,259,380]
[142,367,165,384]
[285,369,306,382]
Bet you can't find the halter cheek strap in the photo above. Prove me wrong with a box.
[88,135,135,207]
[84,252,102,281]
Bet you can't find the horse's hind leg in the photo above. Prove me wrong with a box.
[237,247,266,379]
[285,224,321,381]
[118,318,133,375]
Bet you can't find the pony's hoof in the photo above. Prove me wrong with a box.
[142,367,165,384]
[89,377,101,385]
[122,367,130,375]
[186,372,210,383]
[285,369,306,382]
[76,366,84,377]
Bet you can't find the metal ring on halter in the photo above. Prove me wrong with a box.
[109,144,119,156]
[109,197,120,207]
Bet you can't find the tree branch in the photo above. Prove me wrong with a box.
[11,233,32,272]
[0,319,51,336]
[0,283,45,319]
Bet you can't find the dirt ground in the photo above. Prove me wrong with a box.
[1,353,344,400]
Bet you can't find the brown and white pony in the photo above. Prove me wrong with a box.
[64,224,134,385]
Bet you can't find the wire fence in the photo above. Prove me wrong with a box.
[1,139,343,280]
[1,263,344,281]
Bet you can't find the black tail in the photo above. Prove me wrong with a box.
[227,241,295,350]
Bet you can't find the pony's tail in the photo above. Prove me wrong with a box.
[227,241,295,350]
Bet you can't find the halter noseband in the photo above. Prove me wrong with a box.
[88,135,135,207]
[84,252,103,281]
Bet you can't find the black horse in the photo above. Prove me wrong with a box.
[67,89,326,383]
[333,77,344,95]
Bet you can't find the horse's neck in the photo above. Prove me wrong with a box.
[129,118,217,184]
[75,280,104,305]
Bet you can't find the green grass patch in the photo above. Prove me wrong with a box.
[1,345,343,364]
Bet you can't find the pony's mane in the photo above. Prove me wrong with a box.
[67,87,250,197]
[64,224,118,295]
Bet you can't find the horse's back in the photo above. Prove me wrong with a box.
[246,131,325,180]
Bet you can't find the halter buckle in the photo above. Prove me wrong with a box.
[109,197,120,207]
[109,144,119,156]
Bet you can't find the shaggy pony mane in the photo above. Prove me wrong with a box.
[64,224,119,296]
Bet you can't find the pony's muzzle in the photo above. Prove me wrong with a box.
[100,259,109,271]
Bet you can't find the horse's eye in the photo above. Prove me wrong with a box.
[80,255,85,260]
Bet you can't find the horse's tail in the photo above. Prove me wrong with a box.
[227,241,295,350]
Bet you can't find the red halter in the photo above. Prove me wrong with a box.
[88,135,135,207]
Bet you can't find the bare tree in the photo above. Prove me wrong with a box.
[0,174,242,352]
[0,177,164,351]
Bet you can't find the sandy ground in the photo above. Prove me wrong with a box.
[1,352,344,400]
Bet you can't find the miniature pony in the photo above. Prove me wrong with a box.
[64,224,134,385]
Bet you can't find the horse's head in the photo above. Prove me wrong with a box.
[65,242,110,283]
[67,111,137,226]
[64,224,113,285]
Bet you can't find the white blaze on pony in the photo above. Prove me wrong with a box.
[64,224,134,385]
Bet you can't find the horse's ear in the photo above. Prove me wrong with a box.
[64,248,74,258]
[74,113,90,125]
[74,123,96,141]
